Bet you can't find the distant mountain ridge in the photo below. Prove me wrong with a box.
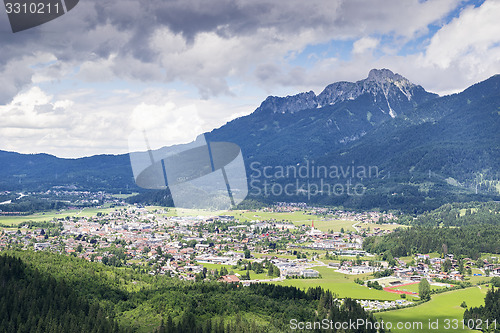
[1,69,499,211]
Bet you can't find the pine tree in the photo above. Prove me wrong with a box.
[419,279,431,301]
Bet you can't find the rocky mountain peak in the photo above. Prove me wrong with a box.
[255,91,317,114]
[366,68,405,83]
[255,69,437,116]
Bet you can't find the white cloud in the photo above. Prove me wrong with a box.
[420,0,500,90]
[0,87,74,129]
[352,37,380,55]
[130,102,205,150]
[0,84,255,157]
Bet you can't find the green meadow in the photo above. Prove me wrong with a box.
[196,262,271,281]
[234,210,319,223]
[377,287,488,332]
[0,207,117,226]
[390,283,446,293]
[358,222,408,232]
[307,219,357,232]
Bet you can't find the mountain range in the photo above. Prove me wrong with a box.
[1,69,499,212]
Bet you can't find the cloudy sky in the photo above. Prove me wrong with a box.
[0,0,499,157]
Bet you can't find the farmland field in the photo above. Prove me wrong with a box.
[377,287,488,332]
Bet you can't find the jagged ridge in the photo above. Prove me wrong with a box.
[256,69,438,118]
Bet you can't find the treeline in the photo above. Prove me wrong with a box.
[0,197,69,213]
[2,251,382,332]
[464,287,500,331]
[126,191,267,211]
[398,201,500,227]
[363,225,500,259]
[0,254,122,333]
[126,190,174,206]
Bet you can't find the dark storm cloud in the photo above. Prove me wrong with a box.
[0,0,460,103]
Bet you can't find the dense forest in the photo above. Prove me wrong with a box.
[397,201,500,227]
[363,202,500,259]
[464,287,500,332]
[0,254,122,333]
[1,251,382,333]
[363,225,500,259]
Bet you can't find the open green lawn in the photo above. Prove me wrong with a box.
[307,219,357,232]
[390,283,446,293]
[479,253,499,261]
[271,266,402,301]
[0,207,117,226]
[234,210,319,223]
[377,287,488,332]
[466,270,492,285]
[196,262,271,280]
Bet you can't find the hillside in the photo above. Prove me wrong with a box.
[0,251,381,333]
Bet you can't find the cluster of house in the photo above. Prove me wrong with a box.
[3,202,498,286]
[304,207,396,224]
[273,261,320,278]
[0,206,325,280]
[357,299,413,311]
[393,254,500,281]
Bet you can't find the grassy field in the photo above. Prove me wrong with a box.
[196,262,271,280]
[234,210,318,223]
[358,222,408,231]
[307,219,357,232]
[390,283,447,293]
[377,287,488,332]
[272,266,402,301]
[0,207,117,226]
